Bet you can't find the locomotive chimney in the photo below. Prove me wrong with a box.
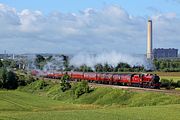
[147,19,153,59]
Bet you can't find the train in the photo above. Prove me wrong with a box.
[31,70,161,89]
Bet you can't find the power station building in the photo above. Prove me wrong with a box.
[153,48,178,59]
[146,19,179,59]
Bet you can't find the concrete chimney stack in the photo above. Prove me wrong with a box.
[147,19,153,59]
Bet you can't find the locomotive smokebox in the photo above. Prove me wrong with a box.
[147,19,153,59]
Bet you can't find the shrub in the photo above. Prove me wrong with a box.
[26,75,36,84]
[177,81,180,88]
[72,81,90,98]
[35,80,48,90]
[161,79,171,89]
[17,74,35,86]
[160,79,176,89]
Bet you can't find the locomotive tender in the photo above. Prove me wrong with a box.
[32,70,161,89]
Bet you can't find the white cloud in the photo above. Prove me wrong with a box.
[0,4,179,54]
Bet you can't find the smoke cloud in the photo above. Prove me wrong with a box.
[70,51,147,68]
[43,56,64,71]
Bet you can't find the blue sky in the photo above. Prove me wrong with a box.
[0,0,179,54]
[0,0,180,15]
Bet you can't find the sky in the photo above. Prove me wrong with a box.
[0,0,179,54]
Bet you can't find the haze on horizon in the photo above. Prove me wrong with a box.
[0,0,179,54]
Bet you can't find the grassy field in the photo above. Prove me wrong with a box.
[160,76,180,82]
[0,90,180,120]
[150,72,180,77]
[1,105,180,120]
[1,78,180,120]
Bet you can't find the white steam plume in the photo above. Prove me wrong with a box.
[70,51,147,68]
[43,56,64,71]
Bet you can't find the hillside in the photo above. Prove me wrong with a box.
[18,80,180,106]
[1,80,180,120]
[0,90,180,120]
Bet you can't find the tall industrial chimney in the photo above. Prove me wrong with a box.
[147,19,153,59]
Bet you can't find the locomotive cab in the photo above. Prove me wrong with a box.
[153,74,161,89]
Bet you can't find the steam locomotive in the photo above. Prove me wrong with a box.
[32,70,161,89]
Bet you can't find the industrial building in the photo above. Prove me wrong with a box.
[146,19,179,59]
[153,48,178,59]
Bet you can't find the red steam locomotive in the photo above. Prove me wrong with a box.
[32,70,161,89]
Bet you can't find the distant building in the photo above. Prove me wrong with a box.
[153,48,178,59]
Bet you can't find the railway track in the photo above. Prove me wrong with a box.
[88,83,180,96]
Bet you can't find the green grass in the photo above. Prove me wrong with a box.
[18,80,180,106]
[161,76,180,82]
[0,90,180,120]
[74,87,180,106]
[0,91,99,112]
[176,88,180,90]
[17,80,180,106]
[1,80,180,120]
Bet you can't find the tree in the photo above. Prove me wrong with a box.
[115,62,131,72]
[0,69,18,89]
[60,74,71,92]
[6,71,18,89]
[46,56,53,61]
[94,64,103,72]
[61,55,69,70]
[79,64,93,72]
[103,63,113,72]
[10,60,18,69]
[0,68,7,88]
[35,55,45,63]
[0,60,3,68]
[2,60,11,68]
[35,55,46,70]
[0,68,5,88]
[153,59,180,72]
[153,59,160,70]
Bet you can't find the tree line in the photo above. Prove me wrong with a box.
[0,67,35,90]
[35,55,180,72]
[153,59,180,72]
[68,63,145,72]
[1,55,180,72]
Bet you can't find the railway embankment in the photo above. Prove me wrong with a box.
[18,80,180,107]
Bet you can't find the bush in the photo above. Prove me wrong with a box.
[35,80,48,90]
[177,81,180,88]
[72,81,90,98]
[161,79,171,89]
[160,79,176,89]
[17,74,35,86]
